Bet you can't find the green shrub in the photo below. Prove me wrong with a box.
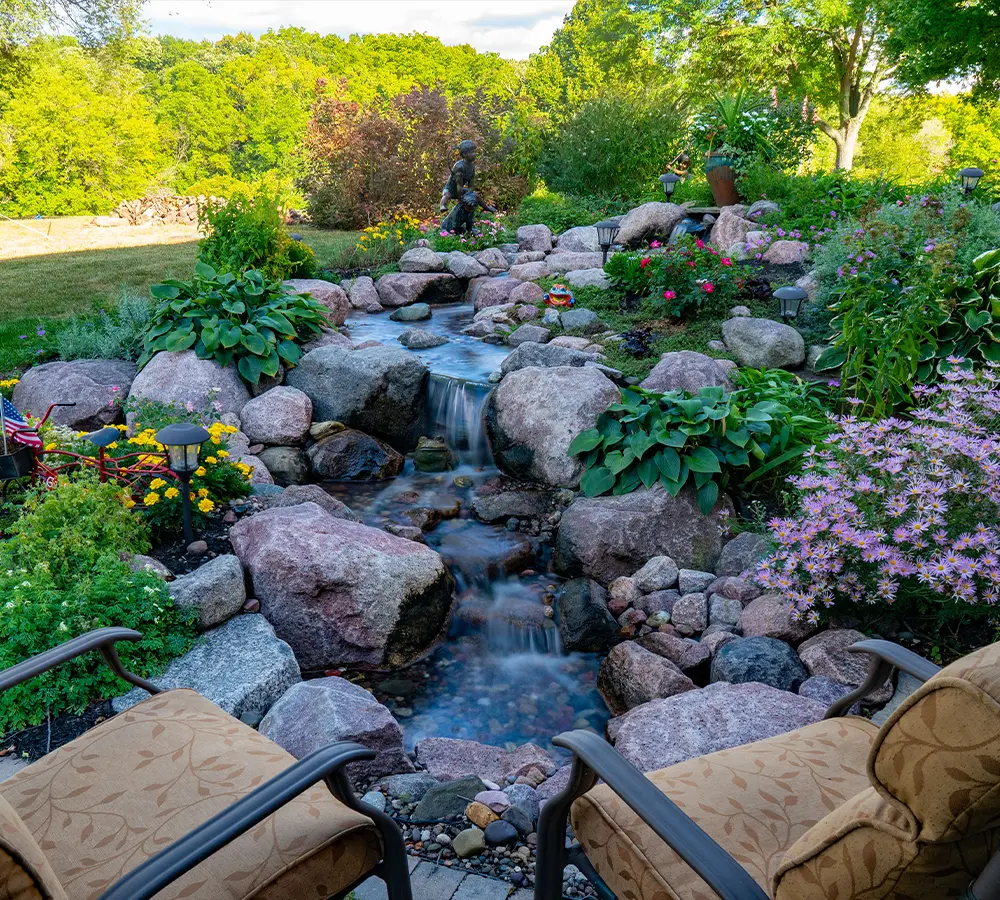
[568,385,801,514]
[55,286,152,361]
[198,191,316,280]
[513,187,637,234]
[0,476,198,733]
[140,263,329,385]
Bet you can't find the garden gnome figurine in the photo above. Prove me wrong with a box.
[440,139,479,210]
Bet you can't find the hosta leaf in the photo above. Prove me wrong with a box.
[613,469,641,495]
[220,324,242,349]
[237,354,262,384]
[567,429,602,455]
[260,351,280,378]
[194,261,217,280]
[580,465,615,497]
[659,474,685,496]
[685,446,721,474]
[150,284,180,300]
[696,480,720,514]
[637,456,659,488]
[965,309,992,332]
[241,333,268,356]
[815,345,847,371]
[165,331,197,352]
[276,340,301,365]
[655,448,680,481]
[222,300,246,315]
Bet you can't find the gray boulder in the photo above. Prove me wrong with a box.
[711,636,808,692]
[261,483,359,521]
[609,682,826,771]
[500,342,594,375]
[617,202,686,248]
[282,279,350,325]
[708,594,743,628]
[446,252,488,279]
[555,485,728,581]
[239,386,312,446]
[285,345,427,446]
[557,226,600,253]
[414,776,489,820]
[472,278,523,311]
[763,240,809,265]
[709,210,755,251]
[398,328,448,350]
[113,615,299,720]
[639,632,710,672]
[257,446,310,486]
[473,248,510,272]
[798,629,891,702]
[485,365,619,488]
[640,351,733,394]
[508,261,550,281]
[168,554,246,629]
[510,282,546,304]
[307,428,404,480]
[678,569,715,594]
[564,268,610,289]
[545,251,605,273]
[507,324,551,347]
[390,303,431,322]
[259,677,414,779]
[747,199,781,220]
[414,738,553,784]
[632,556,679,593]
[398,247,445,272]
[598,641,695,715]
[559,308,603,334]
[556,578,618,653]
[375,272,462,307]
[799,675,860,715]
[301,329,353,353]
[671,592,708,635]
[128,350,250,421]
[344,275,383,312]
[516,224,553,252]
[721,317,805,368]
[381,773,439,801]
[739,594,817,645]
[13,359,136,430]
[717,532,771,576]
[229,502,454,669]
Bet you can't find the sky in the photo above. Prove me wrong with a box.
[143,0,577,58]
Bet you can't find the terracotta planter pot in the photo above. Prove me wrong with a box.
[705,152,740,207]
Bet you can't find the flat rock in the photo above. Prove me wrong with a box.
[507,324,551,347]
[500,342,593,375]
[640,351,732,394]
[549,335,594,351]
[557,226,600,253]
[113,615,299,720]
[229,502,454,669]
[14,359,136,430]
[610,682,826,771]
[168,554,246,630]
[559,308,603,334]
[617,202,686,248]
[239,386,312,446]
[472,278,523,311]
[399,247,445,272]
[545,251,605,273]
[375,272,462,307]
[556,578,617,652]
[564,268,610,289]
[485,365,619,488]
[282,279,350,325]
[259,676,413,779]
[516,224,553,252]
[446,251,488,278]
[129,350,250,422]
[598,641,695,715]
[711,636,808,692]
[415,776,489,820]
[307,428,404,480]
[414,737,554,784]
[261,483,359,521]
[721,317,805,369]
[740,594,817,645]
[508,261,550,281]
[380,773,439,802]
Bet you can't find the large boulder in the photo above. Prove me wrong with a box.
[609,682,827,771]
[508,261,550,281]
[717,532,771,576]
[798,629,891,701]
[168,554,246,629]
[128,350,250,420]
[709,210,755,251]
[285,345,427,447]
[473,248,510,272]
[557,226,600,253]
[564,268,610,289]
[545,252,605,273]
[556,578,618,652]
[472,278,523,311]
[555,485,728,582]
[640,351,733,394]
[711,636,809,692]
[485,365,619,488]
[516,224,553,253]
[229,502,454,669]
[721,317,806,368]
[113,615,300,720]
[344,275,383,312]
[307,428,404,480]
[500,342,593,376]
[414,738,554,784]
[13,359,136,430]
[763,240,809,265]
[261,483,359,521]
[446,252,488,279]
[598,641,695,715]
[257,446,309,486]
[617,202,686,248]
[398,247,445,273]
[507,324,551,347]
[509,282,546,305]
[238,386,312,446]
[282,279,350,325]
[259,677,414,779]
[739,594,817,645]
[375,272,462,307]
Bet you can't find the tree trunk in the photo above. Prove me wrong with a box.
[833,119,862,170]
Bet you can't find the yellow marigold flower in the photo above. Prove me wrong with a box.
[217,450,229,458]
[149,478,167,490]
[143,492,160,507]
[205,456,217,464]
[108,442,118,449]
[198,498,215,514]
[164,487,179,499]
[195,466,206,477]
[197,488,209,498]
[124,499,136,509]
[44,442,56,451]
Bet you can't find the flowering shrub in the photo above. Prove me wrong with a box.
[0,377,18,400]
[431,215,508,252]
[352,214,425,267]
[756,366,1000,628]
[604,238,740,319]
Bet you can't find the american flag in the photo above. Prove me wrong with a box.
[2,398,42,450]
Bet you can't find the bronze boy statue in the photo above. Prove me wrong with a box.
[438,140,496,233]
[440,189,494,234]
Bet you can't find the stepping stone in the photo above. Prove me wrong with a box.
[453,874,516,899]
[410,861,466,899]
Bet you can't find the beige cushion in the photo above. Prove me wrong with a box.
[0,689,381,900]
[0,792,67,900]
[571,717,878,900]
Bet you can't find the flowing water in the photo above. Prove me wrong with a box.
[326,302,608,752]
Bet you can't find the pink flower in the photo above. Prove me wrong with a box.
[720,257,732,266]
[663,290,676,300]
[702,282,715,293]
[439,230,449,237]
[694,238,706,249]
[649,240,661,249]
[639,257,651,268]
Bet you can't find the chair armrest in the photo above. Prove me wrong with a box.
[536,730,769,900]
[824,639,940,719]
[0,627,163,696]
[98,742,387,900]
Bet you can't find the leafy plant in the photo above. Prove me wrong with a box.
[0,476,198,733]
[513,186,638,234]
[140,263,329,384]
[568,385,797,514]
[55,286,152,361]
[431,216,510,252]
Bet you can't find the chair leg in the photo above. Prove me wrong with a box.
[534,756,599,900]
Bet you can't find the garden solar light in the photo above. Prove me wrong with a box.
[959,167,985,195]
[595,220,621,265]
[658,173,682,198]
[155,422,210,543]
[774,285,807,322]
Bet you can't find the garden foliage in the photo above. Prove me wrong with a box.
[140,263,329,385]
[55,286,152,362]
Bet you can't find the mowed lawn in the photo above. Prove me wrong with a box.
[0,217,357,371]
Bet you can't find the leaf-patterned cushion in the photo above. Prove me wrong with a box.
[0,793,67,900]
[571,717,878,900]
[0,689,381,900]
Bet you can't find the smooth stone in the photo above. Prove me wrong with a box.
[390,303,431,322]
[414,776,489,820]
[361,791,387,813]
[640,351,733,394]
[678,569,716,593]
[13,359,136,430]
[632,556,679,593]
[168,554,246,630]
[717,532,772,577]
[711,636,809,692]
[483,820,519,847]
[398,328,448,349]
[380,773,439,802]
[598,641,695,715]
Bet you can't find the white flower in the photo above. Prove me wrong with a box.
[58,622,68,632]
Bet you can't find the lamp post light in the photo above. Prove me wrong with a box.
[658,172,682,199]
[774,285,808,323]
[154,422,210,545]
[958,167,985,196]
[85,426,122,483]
[595,219,621,265]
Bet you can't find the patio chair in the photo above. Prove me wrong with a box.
[535,638,1000,900]
[0,627,413,900]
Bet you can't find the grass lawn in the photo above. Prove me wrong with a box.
[0,218,357,373]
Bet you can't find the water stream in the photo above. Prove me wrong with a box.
[326,302,608,752]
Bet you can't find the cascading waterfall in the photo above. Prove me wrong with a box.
[426,373,493,466]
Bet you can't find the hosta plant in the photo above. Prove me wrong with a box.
[140,263,329,384]
[568,386,800,513]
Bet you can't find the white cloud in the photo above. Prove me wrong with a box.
[143,0,575,59]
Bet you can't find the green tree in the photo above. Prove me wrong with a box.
[0,0,141,49]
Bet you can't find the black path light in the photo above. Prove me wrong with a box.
[595,219,621,265]
[774,285,808,323]
[959,167,985,195]
[658,172,682,198]
[155,422,210,544]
